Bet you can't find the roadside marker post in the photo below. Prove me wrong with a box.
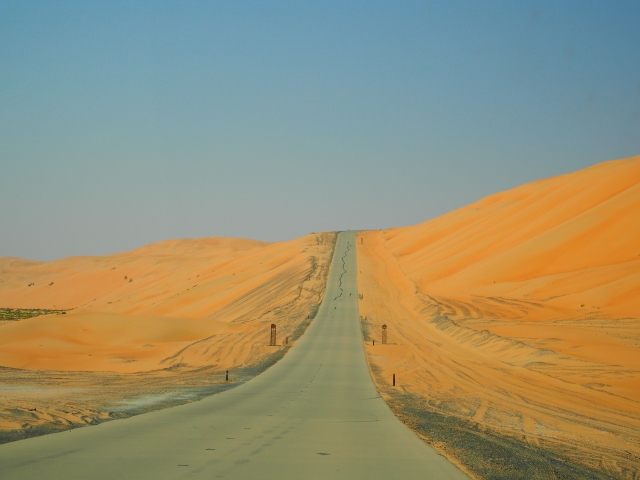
[270,324,277,346]
[382,324,388,345]
[393,374,396,386]
[226,370,228,381]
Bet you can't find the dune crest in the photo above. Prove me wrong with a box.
[387,156,640,318]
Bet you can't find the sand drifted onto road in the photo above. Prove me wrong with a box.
[357,156,640,479]
[0,233,336,442]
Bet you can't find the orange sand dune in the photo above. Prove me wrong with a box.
[0,312,232,372]
[0,233,336,373]
[386,156,640,319]
[357,156,640,477]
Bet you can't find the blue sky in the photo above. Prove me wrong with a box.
[1,1,639,260]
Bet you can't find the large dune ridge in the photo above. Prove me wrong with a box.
[0,233,336,437]
[357,156,640,478]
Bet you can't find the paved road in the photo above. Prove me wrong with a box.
[0,231,467,479]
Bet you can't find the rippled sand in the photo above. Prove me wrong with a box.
[0,233,336,440]
[357,156,640,478]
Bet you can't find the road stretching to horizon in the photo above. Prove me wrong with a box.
[0,231,467,479]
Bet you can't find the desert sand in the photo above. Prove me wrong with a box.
[2,156,639,477]
[357,156,640,478]
[0,233,336,438]
[0,232,469,480]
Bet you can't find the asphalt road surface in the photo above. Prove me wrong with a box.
[0,231,467,479]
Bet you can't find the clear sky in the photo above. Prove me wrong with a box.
[1,1,639,260]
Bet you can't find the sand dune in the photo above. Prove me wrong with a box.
[386,156,640,319]
[0,233,336,438]
[357,156,640,478]
[2,156,639,476]
[0,233,336,374]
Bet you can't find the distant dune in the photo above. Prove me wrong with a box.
[0,234,336,373]
[357,156,640,478]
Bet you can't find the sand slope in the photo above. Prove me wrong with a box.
[357,156,640,478]
[386,156,640,319]
[0,234,336,373]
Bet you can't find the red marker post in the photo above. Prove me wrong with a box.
[393,374,396,386]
